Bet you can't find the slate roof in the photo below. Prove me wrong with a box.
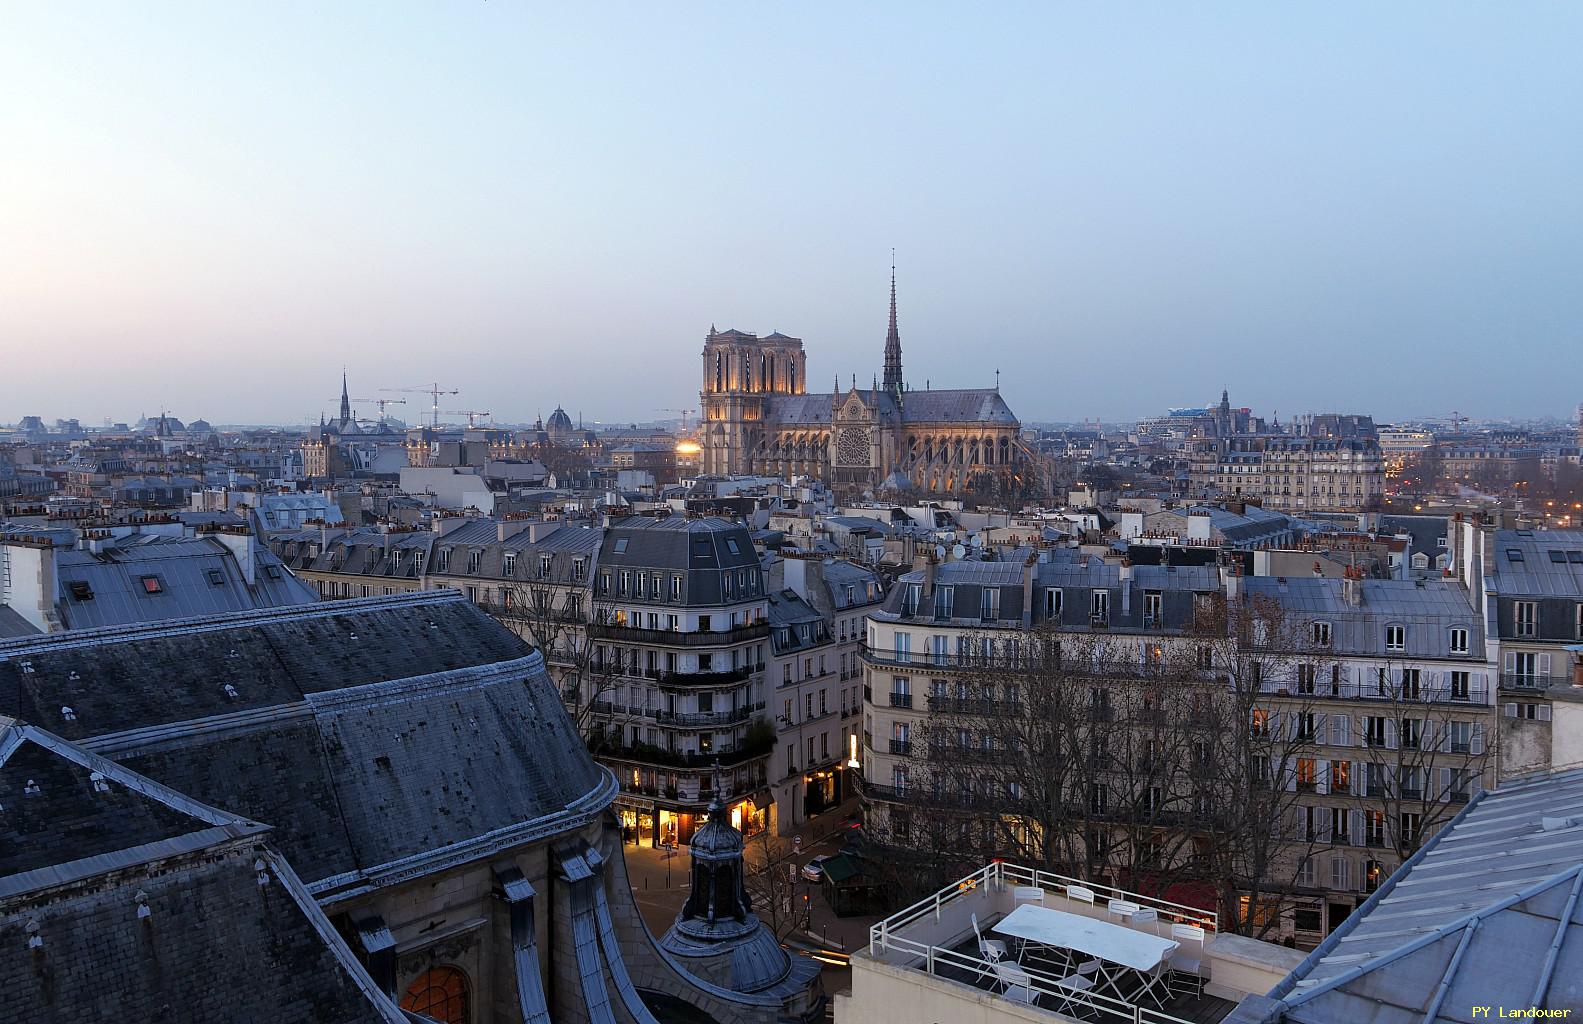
[49,537,316,630]
[759,388,1018,427]
[1490,528,1583,598]
[0,723,401,1024]
[1265,768,1583,1022]
[0,606,37,638]
[0,592,612,890]
[1239,577,1485,660]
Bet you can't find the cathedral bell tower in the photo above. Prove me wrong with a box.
[699,326,805,477]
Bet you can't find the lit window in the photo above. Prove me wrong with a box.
[400,967,469,1024]
[141,575,163,595]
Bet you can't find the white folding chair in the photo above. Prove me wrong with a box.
[1107,898,1142,922]
[1167,923,1207,996]
[1136,959,1171,1007]
[1052,972,1095,1017]
[993,961,1036,1005]
[1065,884,1096,906]
[1013,885,1045,906]
[972,912,1007,964]
[1130,907,1160,933]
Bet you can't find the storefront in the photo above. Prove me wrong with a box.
[618,807,657,846]
[803,770,839,817]
[729,793,771,837]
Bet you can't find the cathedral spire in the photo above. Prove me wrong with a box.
[339,369,351,424]
[882,254,903,396]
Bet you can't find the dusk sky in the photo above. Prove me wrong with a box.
[3,3,1580,427]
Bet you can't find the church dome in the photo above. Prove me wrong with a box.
[689,798,745,859]
[546,406,574,439]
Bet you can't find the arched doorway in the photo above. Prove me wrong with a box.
[400,966,469,1024]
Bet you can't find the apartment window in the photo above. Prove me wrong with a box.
[805,693,814,718]
[1400,717,1422,750]
[1364,716,1388,747]
[934,586,954,619]
[1091,590,1109,621]
[598,571,610,594]
[467,550,481,574]
[1515,601,1537,637]
[1311,621,1332,647]
[1249,708,1269,737]
[1400,811,1422,848]
[981,588,1000,621]
[437,548,451,571]
[1331,856,1351,891]
[1330,760,1351,794]
[573,558,586,581]
[1365,810,1386,847]
[1449,720,1472,754]
[1401,668,1421,700]
[502,553,516,577]
[1088,784,1108,815]
[1450,671,1470,701]
[892,765,909,795]
[1297,663,1317,695]
[902,583,921,615]
[618,571,631,596]
[1143,591,1162,624]
[1385,625,1405,651]
[1448,627,1469,654]
[1296,758,1316,791]
[1046,588,1063,616]
[894,631,911,663]
[1577,602,1583,639]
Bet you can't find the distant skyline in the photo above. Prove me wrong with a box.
[3,3,1580,425]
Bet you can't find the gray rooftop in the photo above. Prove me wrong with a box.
[1265,768,1583,1022]
[1490,528,1583,598]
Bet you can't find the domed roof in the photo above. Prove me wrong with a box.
[546,406,574,431]
[689,797,744,860]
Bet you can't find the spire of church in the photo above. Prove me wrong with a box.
[339,369,351,424]
[882,254,903,396]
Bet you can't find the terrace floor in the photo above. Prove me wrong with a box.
[934,931,1237,1024]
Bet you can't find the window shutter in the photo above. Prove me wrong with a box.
[1315,712,1327,743]
[1504,702,1518,717]
[1540,653,1552,679]
[1439,766,1453,800]
[1439,720,1451,753]
[1385,719,1398,750]
[1317,807,1331,842]
[1316,760,1329,797]
[1471,722,1485,755]
[1351,810,1366,847]
[1504,651,1516,674]
[1539,705,1553,722]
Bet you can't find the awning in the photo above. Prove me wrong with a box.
[752,791,772,810]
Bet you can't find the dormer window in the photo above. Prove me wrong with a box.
[1385,624,1406,651]
[467,550,481,574]
[981,588,1000,622]
[934,586,954,620]
[1449,627,1470,654]
[502,553,516,577]
[1046,588,1063,616]
[1310,622,1332,647]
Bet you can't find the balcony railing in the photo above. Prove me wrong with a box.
[888,739,912,755]
[656,704,760,727]
[1261,678,1493,705]
[588,620,769,647]
[594,738,774,770]
[1500,673,1563,693]
[888,692,913,709]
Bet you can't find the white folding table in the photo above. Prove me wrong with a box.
[992,904,1178,1004]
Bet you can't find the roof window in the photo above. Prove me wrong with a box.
[726,538,741,554]
[1549,550,1567,563]
[67,581,94,602]
[140,575,164,595]
[207,568,226,585]
[1507,549,1524,563]
[613,538,628,553]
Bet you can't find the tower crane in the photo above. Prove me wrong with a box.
[439,410,494,428]
[382,384,459,428]
[336,397,408,419]
[657,408,696,430]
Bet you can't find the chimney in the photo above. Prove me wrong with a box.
[1119,556,1133,617]
[1221,562,1241,603]
[1341,565,1364,607]
[497,519,532,543]
[212,530,257,586]
[1021,551,1038,629]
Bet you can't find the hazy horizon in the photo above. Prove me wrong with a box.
[4,3,1580,426]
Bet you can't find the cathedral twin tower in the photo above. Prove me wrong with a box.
[698,271,1023,496]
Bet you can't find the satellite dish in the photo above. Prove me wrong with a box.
[935,544,947,560]
[952,544,966,560]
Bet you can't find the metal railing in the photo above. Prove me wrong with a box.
[588,620,769,646]
[867,861,1213,1024]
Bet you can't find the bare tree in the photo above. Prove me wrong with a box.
[491,566,625,738]
[742,828,808,942]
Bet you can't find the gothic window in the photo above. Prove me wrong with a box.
[714,352,723,392]
[836,427,870,467]
[401,966,469,1024]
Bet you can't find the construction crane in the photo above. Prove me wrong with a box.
[657,408,696,430]
[383,384,459,428]
[336,397,408,419]
[439,410,493,428]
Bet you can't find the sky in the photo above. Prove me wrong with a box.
[2,3,1580,427]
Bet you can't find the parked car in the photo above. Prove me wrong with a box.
[801,854,834,882]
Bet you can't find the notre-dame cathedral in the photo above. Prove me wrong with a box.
[698,273,1024,496]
